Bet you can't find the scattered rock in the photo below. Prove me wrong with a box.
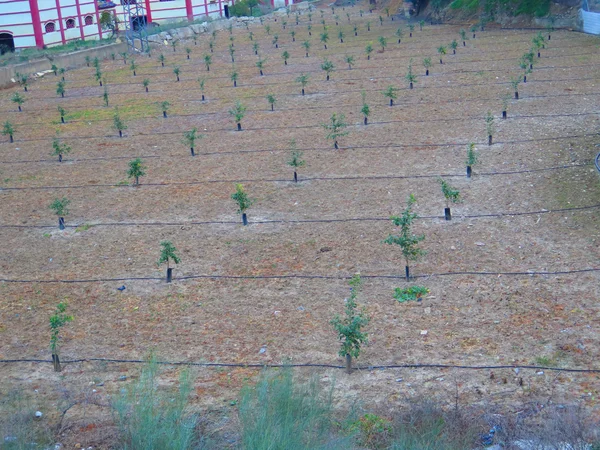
[297,306,305,311]
[420,330,428,335]
[537,371,544,375]
[395,378,403,382]
[259,346,267,354]
[118,375,127,381]
[319,246,332,252]
[35,411,43,418]
[423,307,431,315]
[475,242,486,246]
[514,368,520,374]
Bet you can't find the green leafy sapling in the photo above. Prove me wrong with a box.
[50,197,70,229]
[158,53,165,67]
[185,47,192,59]
[173,66,181,82]
[437,45,447,64]
[322,113,349,149]
[296,73,309,95]
[256,58,266,76]
[330,274,370,374]
[320,31,329,49]
[198,77,206,101]
[143,78,150,92]
[450,39,458,54]
[57,80,66,98]
[383,85,398,106]
[2,120,14,143]
[113,109,126,137]
[160,100,170,118]
[130,58,137,76]
[157,241,180,282]
[365,43,373,60]
[282,50,289,65]
[229,100,246,131]
[345,55,355,69]
[231,183,254,225]
[361,91,371,125]
[405,60,417,89]
[338,30,345,43]
[459,28,468,46]
[127,158,146,186]
[51,135,71,162]
[49,302,73,371]
[396,27,404,43]
[183,127,202,156]
[423,57,432,76]
[287,139,305,182]
[58,105,66,123]
[465,142,478,177]
[321,58,335,80]
[438,178,460,219]
[230,69,239,87]
[384,194,426,280]
[266,94,276,111]
[302,40,311,57]
[12,92,25,111]
[486,111,494,145]
[204,54,212,71]
[272,34,279,48]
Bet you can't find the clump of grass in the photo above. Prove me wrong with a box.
[0,389,53,449]
[75,223,93,232]
[238,368,351,449]
[112,357,200,450]
[393,286,429,302]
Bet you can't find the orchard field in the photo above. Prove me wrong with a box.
[0,1,599,446]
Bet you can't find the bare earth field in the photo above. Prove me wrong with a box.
[0,2,599,446]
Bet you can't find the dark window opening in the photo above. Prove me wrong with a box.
[66,18,76,29]
[45,22,56,33]
[0,33,15,55]
[131,15,147,30]
[85,15,93,25]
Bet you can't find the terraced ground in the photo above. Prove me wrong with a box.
[0,1,599,445]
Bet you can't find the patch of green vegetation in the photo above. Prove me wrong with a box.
[43,233,51,238]
[75,224,93,232]
[450,0,479,14]
[0,38,115,67]
[393,286,430,302]
[450,0,551,17]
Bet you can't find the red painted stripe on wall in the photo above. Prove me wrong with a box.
[28,0,44,48]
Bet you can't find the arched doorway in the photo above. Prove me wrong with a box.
[0,33,15,55]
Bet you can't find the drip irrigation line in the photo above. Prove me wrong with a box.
[0,134,596,165]
[0,357,599,373]
[7,103,598,131]
[12,64,600,113]
[0,203,597,230]
[0,162,591,191]
[1,267,599,284]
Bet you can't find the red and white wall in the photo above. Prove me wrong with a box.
[0,0,102,50]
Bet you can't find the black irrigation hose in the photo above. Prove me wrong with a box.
[0,267,599,284]
[0,357,599,373]
[0,162,590,191]
[0,202,598,230]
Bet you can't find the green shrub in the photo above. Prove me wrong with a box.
[348,413,392,449]
[238,368,350,449]
[112,357,200,450]
[393,286,429,302]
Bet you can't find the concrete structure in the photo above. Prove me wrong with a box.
[0,0,300,52]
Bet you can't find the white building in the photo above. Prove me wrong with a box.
[0,0,298,52]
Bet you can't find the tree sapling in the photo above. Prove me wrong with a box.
[183,127,202,156]
[465,142,478,177]
[405,60,417,89]
[229,100,246,131]
[160,100,170,118]
[113,109,126,137]
[50,197,70,229]
[51,135,71,162]
[296,73,309,95]
[365,43,373,60]
[143,78,150,92]
[157,241,180,283]
[322,113,348,149]
[231,183,254,225]
[383,85,398,106]
[267,94,276,111]
[330,274,369,374]
[384,194,426,280]
[256,59,266,76]
[437,45,447,64]
[49,302,73,371]
[56,81,65,98]
[361,91,371,125]
[127,158,146,186]
[321,58,335,81]
[486,111,494,145]
[282,50,290,65]
[287,139,305,182]
[2,120,14,143]
[58,105,66,123]
[423,57,432,76]
[438,178,460,220]
[345,55,355,69]
[12,92,25,112]
[173,66,181,82]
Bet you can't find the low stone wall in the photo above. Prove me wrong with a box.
[0,41,128,90]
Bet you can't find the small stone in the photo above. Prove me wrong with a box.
[118,375,127,381]
[514,368,520,374]
[537,371,544,375]
[297,306,305,311]
[424,307,431,315]
[475,242,486,246]
[96,382,104,386]
[395,378,403,382]
[450,245,456,250]
[259,347,266,354]
[494,320,500,324]
[420,330,428,335]
[35,411,43,418]
[273,310,281,316]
